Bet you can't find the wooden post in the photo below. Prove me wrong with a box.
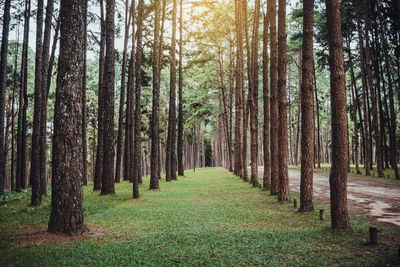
[369,227,378,245]
[319,209,324,221]
[293,199,297,208]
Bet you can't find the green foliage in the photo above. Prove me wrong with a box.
[0,168,397,266]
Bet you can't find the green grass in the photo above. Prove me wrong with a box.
[0,168,398,266]
[289,164,400,184]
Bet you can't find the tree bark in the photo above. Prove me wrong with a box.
[133,0,144,198]
[30,0,45,205]
[277,0,289,202]
[115,0,131,183]
[299,0,314,212]
[269,0,279,195]
[325,0,350,230]
[262,9,270,190]
[100,0,116,195]
[48,0,85,235]
[93,0,106,190]
[249,0,260,187]
[150,0,161,189]
[166,0,178,181]
[16,0,31,191]
[177,0,185,176]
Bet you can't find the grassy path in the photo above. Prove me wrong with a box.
[0,168,398,266]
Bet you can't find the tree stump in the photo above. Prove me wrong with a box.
[369,227,378,245]
[319,209,324,221]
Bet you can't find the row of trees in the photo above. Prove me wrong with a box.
[1,0,399,234]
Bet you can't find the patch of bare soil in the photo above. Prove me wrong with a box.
[12,225,119,247]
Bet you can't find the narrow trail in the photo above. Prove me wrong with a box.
[258,167,400,227]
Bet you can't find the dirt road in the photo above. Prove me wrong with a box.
[259,167,400,227]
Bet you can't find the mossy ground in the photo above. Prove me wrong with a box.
[0,168,398,266]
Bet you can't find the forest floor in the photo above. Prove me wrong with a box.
[1,168,399,266]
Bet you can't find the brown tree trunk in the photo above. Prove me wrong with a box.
[177,0,184,177]
[93,0,106,190]
[82,1,88,186]
[379,19,400,180]
[269,0,279,195]
[133,0,144,198]
[234,0,243,179]
[150,0,161,189]
[262,9,270,190]
[16,0,31,191]
[30,0,45,205]
[299,0,314,212]
[249,0,260,187]
[356,14,371,176]
[124,0,135,183]
[38,0,55,196]
[362,0,383,177]
[325,0,350,230]
[48,0,86,235]
[115,0,131,183]
[100,0,116,195]
[166,0,178,181]
[277,0,289,202]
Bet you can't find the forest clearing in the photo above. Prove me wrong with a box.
[1,168,399,266]
[1,0,400,265]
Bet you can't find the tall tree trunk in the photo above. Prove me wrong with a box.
[30,0,45,205]
[326,0,350,230]
[133,0,144,198]
[356,15,371,176]
[166,0,178,181]
[269,0,279,195]
[299,0,314,212]
[362,0,383,177]
[234,0,243,179]
[124,0,135,183]
[48,0,85,235]
[39,0,55,196]
[313,62,321,169]
[16,0,31,191]
[115,0,131,183]
[277,0,289,202]
[100,0,116,195]
[262,10,270,190]
[177,0,185,176]
[150,0,161,189]
[379,19,400,180]
[249,0,260,187]
[94,0,106,190]
[82,0,88,186]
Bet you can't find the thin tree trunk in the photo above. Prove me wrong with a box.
[262,9,270,190]
[94,0,106,190]
[269,0,279,195]
[249,0,260,187]
[16,0,31,191]
[82,0,88,186]
[133,0,144,198]
[30,0,45,205]
[150,0,161,189]
[115,0,131,183]
[166,0,178,181]
[177,0,184,176]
